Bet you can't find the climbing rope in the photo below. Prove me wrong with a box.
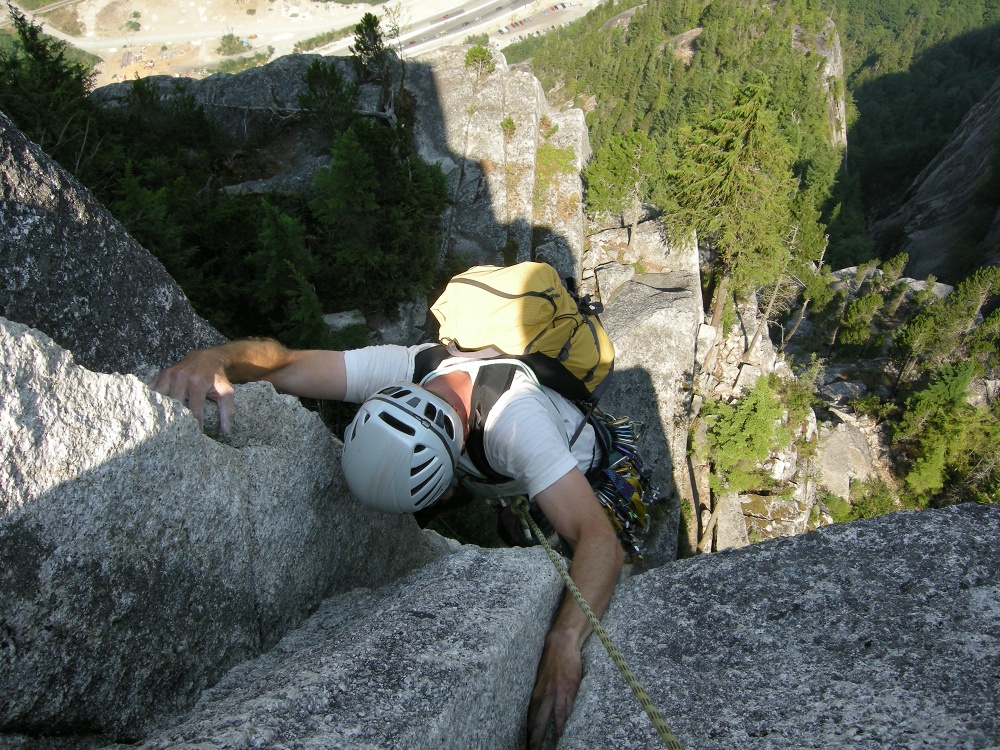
[510,497,683,750]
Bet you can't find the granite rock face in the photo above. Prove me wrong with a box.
[131,547,562,750]
[599,247,704,567]
[406,47,588,271]
[564,504,1000,749]
[871,74,1000,281]
[0,110,223,376]
[0,319,447,740]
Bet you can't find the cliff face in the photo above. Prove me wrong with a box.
[1,48,997,750]
[0,110,222,376]
[871,74,1000,281]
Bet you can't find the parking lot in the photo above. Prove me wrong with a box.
[496,3,575,42]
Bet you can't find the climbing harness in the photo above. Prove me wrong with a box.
[511,497,683,750]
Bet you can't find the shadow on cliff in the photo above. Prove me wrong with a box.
[831,22,1000,274]
[0,48,681,744]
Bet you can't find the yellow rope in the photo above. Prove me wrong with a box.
[511,497,683,750]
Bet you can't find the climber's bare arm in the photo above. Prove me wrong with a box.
[527,468,625,747]
[149,339,346,432]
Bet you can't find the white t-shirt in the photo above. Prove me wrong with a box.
[342,344,600,499]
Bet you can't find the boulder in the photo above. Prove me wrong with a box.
[586,215,675,273]
[713,492,750,551]
[815,418,875,499]
[593,261,635,303]
[0,110,222,376]
[130,547,562,750]
[563,504,1000,749]
[0,319,447,740]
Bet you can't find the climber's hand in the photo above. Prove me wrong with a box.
[150,349,235,434]
[528,631,582,749]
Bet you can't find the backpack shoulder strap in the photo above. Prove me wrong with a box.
[413,344,450,383]
[465,363,517,482]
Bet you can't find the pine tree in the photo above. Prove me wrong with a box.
[584,131,658,247]
[0,5,96,173]
[665,79,798,327]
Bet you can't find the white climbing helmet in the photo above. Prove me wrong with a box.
[341,382,464,514]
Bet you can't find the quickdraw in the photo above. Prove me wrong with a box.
[587,409,661,562]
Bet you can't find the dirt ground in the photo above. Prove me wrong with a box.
[34,0,385,86]
[22,0,592,86]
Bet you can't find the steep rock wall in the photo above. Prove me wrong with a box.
[871,74,1000,280]
[0,317,449,740]
[0,106,449,741]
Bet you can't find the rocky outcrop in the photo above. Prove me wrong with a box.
[127,547,561,750]
[91,47,590,274]
[89,55,339,197]
[565,503,1000,749]
[0,110,222,376]
[871,74,1000,281]
[405,46,588,272]
[598,233,704,567]
[794,19,847,150]
[0,318,448,740]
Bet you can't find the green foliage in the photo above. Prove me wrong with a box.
[827,5,1000,264]
[534,142,576,213]
[0,5,97,173]
[892,362,999,506]
[838,292,883,345]
[217,33,250,56]
[666,79,798,315]
[502,34,548,64]
[464,44,495,76]
[823,492,856,524]
[297,58,358,133]
[584,130,657,227]
[17,0,66,8]
[500,115,515,141]
[850,393,895,422]
[702,376,791,494]
[893,267,1000,383]
[292,25,354,53]
[850,479,901,519]
[775,367,819,435]
[217,46,274,74]
[463,33,489,46]
[309,120,447,313]
[243,202,331,348]
[125,20,141,32]
[350,12,390,82]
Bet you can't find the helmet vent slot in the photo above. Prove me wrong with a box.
[379,412,415,435]
[411,467,441,496]
[412,457,434,475]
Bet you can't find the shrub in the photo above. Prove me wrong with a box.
[464,44,494,76]
[217,33,250,56]
[500,115,515,141]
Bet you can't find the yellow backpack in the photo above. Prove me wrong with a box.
[426,262,614,402]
